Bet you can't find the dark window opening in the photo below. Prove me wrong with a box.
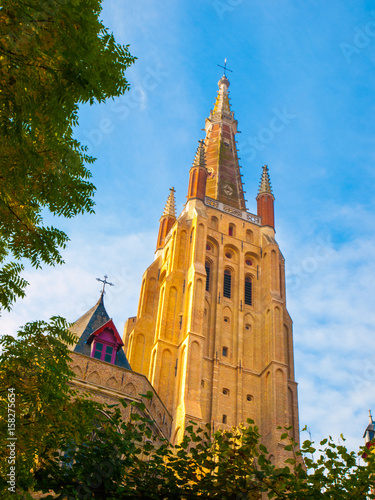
[247,394,253,402]
[223,388,229,395]
[223,270,232,298]
[222,414,227,424]
[92,341,115,364]
[104,345,113,363]
[205,262,211,292]
[222,346,228,357]
[245,277,252,306]
[93,342,103,359]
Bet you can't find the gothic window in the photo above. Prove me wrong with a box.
[228,223,235,236]
[164,247,169,263]
[210,216,218,230]
[244,276,252,306]
[205,261,211,292]
[223,269,232,298]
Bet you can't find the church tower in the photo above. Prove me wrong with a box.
[124,74,299,463]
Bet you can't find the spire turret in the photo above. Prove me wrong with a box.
[364,409,375,443]
[187,140,208,202]
[193,139,206,168]
[203,76,246,210]
[256,165,275,229]
[212,76,232,119]
[163,187,176,217]
[157,188,177,250]
[258,165,273,195]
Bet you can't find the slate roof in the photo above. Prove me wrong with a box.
[71,293,131,370]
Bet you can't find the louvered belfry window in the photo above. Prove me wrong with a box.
[245,276,252,306]
[223,269,232,298]
[205,261,211,292]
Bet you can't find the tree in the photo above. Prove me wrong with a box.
[0,0,136,312]
[1,320,374,499]
[0,319,101,497]
[30,398,375,499]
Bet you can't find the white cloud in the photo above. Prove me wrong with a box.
[0,230,157,337]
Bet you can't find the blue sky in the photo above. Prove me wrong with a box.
[2,0,375,452]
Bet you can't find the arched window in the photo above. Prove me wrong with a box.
[228,223,235,236]
[205,260,211,292]
[210,216,218,230]
[223,269,232,298]
[244,276,252,306]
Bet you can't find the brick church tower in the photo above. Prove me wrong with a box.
[123,74,299,463]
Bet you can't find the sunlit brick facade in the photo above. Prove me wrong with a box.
[123,75,300,463]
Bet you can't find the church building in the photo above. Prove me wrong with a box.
[123,73,300,463]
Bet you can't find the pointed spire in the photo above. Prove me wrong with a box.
[157,188,177,250]
[204,77,246,210]
[258,165,273,196]
[187,140,208,202]
[212,76,232,119]
[163,187,176,217]
[192,140,206,169]
[256,165,275,229]
[363,409,375,443]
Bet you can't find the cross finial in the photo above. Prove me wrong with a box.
[96,274,114,295]
[217,58,233,78]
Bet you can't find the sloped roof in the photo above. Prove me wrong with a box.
[71,293,131,370]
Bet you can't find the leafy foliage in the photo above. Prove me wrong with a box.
[0,322,374,499]
[0,318,101,496]
[33,407,375,499]
[0,0,136,312]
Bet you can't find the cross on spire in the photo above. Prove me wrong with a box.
[217,58,233,78]
[96,274,114,295]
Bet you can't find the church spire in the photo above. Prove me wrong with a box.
[256,165,275,229]
[163,187,176,217]
[187,140,208,202]
[203,76,246,211]
[363,409,375,446]
[258,164,273,195]
[156,188,176,250]
[193,139,206,168]
[212,76,232,118]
